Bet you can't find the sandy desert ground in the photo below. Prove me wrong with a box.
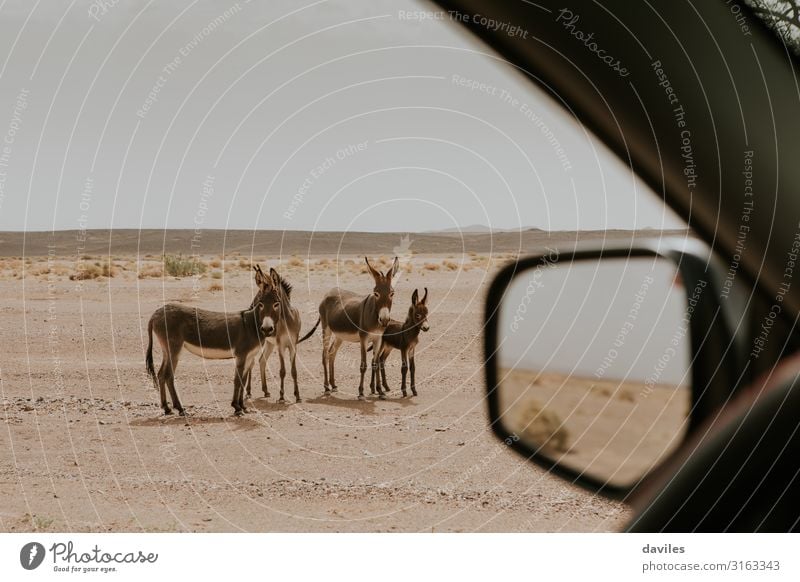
[0,229,678,532]
[499,369,689,487]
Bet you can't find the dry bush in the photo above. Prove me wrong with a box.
[423,263,440,271]
[617,389,636,403]
[163,254,206,277]
[442,260,459,271]
[138,264,164,279]
[238,258,250,269]
[209,259,222,268]
[286,256,304,268]
[211,271,222,279]
[516,400,570,453]
[208,283,223,292]
[28,265,51,276]
[70,259,116,280]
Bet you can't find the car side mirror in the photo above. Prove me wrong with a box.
[484,240,740,499]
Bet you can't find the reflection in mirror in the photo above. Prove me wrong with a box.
[497,256,693,488]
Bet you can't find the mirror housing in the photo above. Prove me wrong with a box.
[484,238,742,499]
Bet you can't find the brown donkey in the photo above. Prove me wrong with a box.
[245,265,317,403]
[372,288,430,397]
[305,257,398,399]
[145,271,280,416]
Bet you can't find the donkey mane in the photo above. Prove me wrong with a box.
[273,270,293,299]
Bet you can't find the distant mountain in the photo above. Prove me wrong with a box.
[427,224,543,234]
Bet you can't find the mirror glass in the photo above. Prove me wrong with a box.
[496,255,692,488]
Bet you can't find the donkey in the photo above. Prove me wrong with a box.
[308,257,399,400]
[372,288,430,397]
[145,288,280,417]
[244,265,317,403]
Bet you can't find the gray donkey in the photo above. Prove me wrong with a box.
[307,257,399,400]
[372,288,430,397]
[145,277,280,417]
[245,265,317,403]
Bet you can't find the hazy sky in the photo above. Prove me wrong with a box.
[0,0,684,232]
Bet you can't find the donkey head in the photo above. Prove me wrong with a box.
[410,287,430,332]
[253,265,281,336]
[253,297,280,337]
[365,256,399,327]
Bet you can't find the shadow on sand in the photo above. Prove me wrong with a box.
[301,391,418,415]
[129,412,262,431]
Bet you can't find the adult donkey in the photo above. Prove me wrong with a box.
[145,278,280,417]
[312,257,398,400]
[245,265,317,403]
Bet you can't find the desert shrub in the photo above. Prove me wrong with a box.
[211,271,222,279]
[423,263,440,271]
[209,259,222,268]
[163,254,206,277]
[208,283,223,292]
[442,260,459,271]
[70,259,116,280]
[287,256,304,268]
[516,400,570,453]
[138,264,163,279]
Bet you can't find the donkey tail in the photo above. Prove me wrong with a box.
[298,317,320,343]
[145,317,157,386]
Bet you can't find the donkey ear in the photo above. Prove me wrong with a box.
[269,267,280,286]
[421,287,428,304]
[365,256,381,279]
[387,256,400,278]
[253,265,265,285]
[411,288,419,305]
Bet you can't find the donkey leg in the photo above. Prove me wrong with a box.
[157,360,171,415]
[232,358,248,416]
[277,349,287,403]
[289,344,300,403]
[155,336,172,414]
[372,340,386,400]
[400,349,409,398]
[260,343,273,398]
[357,337,368,400]
[410,354,418,397]
[379,351,390,392]
[322,327,331,393]
[328,338,343,392]
[161,345,184,415]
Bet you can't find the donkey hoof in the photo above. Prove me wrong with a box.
[378,393,387,400]
[384,386,391,392]
[357,394,365,401]
[163,408,173,416]
[264,392,271,399]
[178,409,186,417]
[411,391,418,397]
[295,398,302,404]
[278,398,286,404]
[331,386,338,393]
[401,392,408,398]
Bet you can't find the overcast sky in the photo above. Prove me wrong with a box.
[0,0,684,233]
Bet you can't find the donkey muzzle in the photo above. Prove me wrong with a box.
[421,321,430,332]
[378,307,390,327]
[261,317,276,337]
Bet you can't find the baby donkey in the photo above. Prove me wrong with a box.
[372,288,430,397]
